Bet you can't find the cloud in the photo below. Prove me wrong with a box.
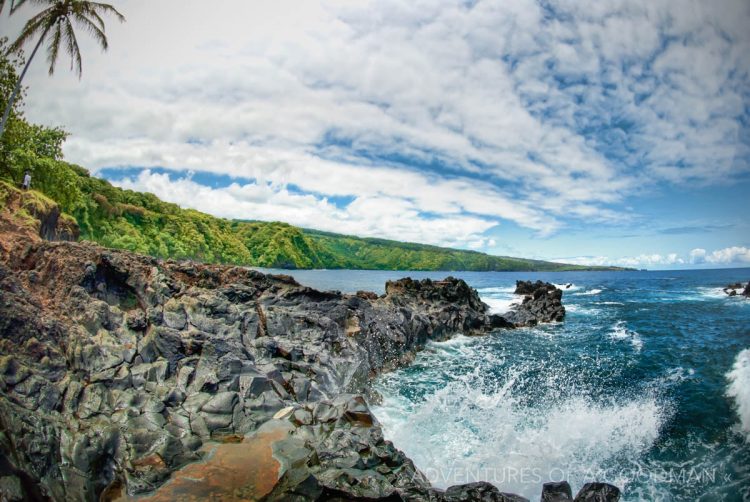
[5,0,750,248]
[689,246,750,265]
[659,224,734,235]
[558,253,685,268]
[113,170,499,248]
[560,246,750,269]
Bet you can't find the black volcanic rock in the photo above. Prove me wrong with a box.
[441,481,528,501]
[0,207,607,501]
[541,481,573,501]
[503,281,566,326]
[573,482,621,501]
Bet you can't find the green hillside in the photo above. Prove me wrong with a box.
[2,166,625,271]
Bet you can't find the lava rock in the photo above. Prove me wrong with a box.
[502,281,565,326]
[541,481,573,501]
[573,482,621,501]
[442,481,529,502]
[0,201,598,502]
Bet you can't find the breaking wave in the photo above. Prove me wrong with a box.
[727,348,750,441]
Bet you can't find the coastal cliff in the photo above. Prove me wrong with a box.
[0,193,618,502]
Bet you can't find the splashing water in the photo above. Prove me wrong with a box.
[608,321,644,351]
[727,349,750,441]
[369,270,750,501]
[373,333,666,499]
[574,288,604,296]
[277,267,750,500]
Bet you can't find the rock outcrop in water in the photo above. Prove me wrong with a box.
[723,281,750,297]
[0,196,614,502]
[502,280,566,326]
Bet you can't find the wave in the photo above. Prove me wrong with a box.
[554,283,581,292]
[573,288,604,296]
[483,297,521,314]
[694,287,731,300]
[726,348,750,441]
[565,304,602,317]
[373,365,664,499]
[674,287,749,303]
[608,321,643,351]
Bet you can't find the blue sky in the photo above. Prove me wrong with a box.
[7,0,750,269]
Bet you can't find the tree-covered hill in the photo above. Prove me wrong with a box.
[3,166,627,271]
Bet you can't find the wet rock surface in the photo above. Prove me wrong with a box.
[0,206,611,501]
[540,481,573,502]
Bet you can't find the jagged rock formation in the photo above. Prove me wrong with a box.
[0,199,615,502]
[502,280,566,326]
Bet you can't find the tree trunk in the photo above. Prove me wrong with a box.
[0,29,48,139]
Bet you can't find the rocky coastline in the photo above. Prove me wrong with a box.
[0,195,619,501]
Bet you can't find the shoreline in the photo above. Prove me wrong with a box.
[0,198,619,501]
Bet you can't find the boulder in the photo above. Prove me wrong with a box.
[573,483,620,501]
[502,281,565,326]
[441,481,528,501]
[541,481,573,501]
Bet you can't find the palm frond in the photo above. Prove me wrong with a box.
[79,6,105,31]
[7,7,54,54]
[61,16,82,77]
[46,20,62,74]
[72,13,107,50]
[2,0,33,16]
[6,0,124,80]
[85,2,124,23]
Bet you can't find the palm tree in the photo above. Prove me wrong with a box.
[0,0,125,138]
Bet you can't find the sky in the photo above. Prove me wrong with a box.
[3,0,750,269]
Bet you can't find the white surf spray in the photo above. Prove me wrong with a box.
[574,288,604,296]
[726,348,750,441]
[608,321,643,351]
[554,283,581,292]
[483,297,521,314]
[372,339,664,500]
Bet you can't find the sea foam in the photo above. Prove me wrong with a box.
[483,297,521,314]
[373,340,664,499]
[608,321,643,351]
[573,288,604,296]
[726,348,750,441]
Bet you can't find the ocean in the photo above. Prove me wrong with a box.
[258,267,750,501]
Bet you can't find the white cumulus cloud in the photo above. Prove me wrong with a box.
[558,247,750,269]
[4,0,749,249]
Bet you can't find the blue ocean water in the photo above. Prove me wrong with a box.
[259,268,750,501]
